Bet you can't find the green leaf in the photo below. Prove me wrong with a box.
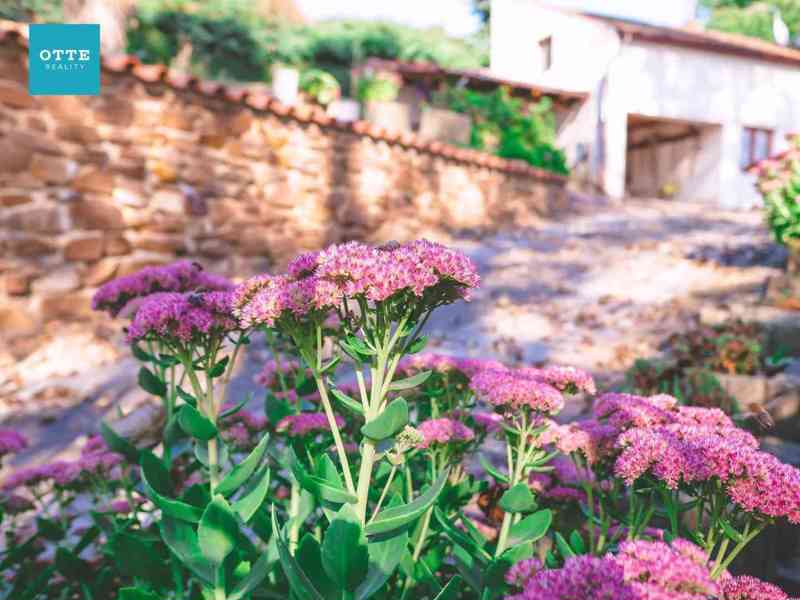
[293,454,358,505]
[406,336,428,355]
[365,469,449,536]
[118,587,160,600]
[140,452,203,522]
[388,370,431,391]
[177,404,218,441]
[355,529,408,600]
[176,386,197,407]
[219,395,251,420]
[321,356,341,373]
[295,534,337,599]
[55,548,90,582]
[271,507,325,600]
[138,367,166,398]
[433,576,463,600]
[216,434,269,497]
[507,509,552,547]
[160,517,214,584]
[478,454,509,485]
[569,530,586,555]
[498,483,537,514]
[228,551,274,600]
[295,375,318,397]
[720,519,744,543]
[108,532,169,584]
[131,343,154,363]
[554,532,576,559]
[330,386,365,416]
[198,495,240,566]
[208,356,229,378]
[233,467,271,523]
[433,508,492,563]
[99,421,139,463]
[322,504,369,590]
[361,398,409,441]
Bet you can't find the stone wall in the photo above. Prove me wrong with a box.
[0,27,566,334]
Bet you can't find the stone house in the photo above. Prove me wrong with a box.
[491,0,800,207]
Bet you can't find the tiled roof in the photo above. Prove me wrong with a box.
[586,13,800,67]
[0,20,566,183]
[358,58,588,105]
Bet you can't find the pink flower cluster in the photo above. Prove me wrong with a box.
[254,358,303,388]
[92,260,233,317]
[276,412,345,437]
[470,410,504,433]
[0,429,28,459]
[529,455,591,503]
[544,420,618,465]
[221,409,269,449]
[508,540,722,600]
[470,367,565,414]
[2,436,122,493]
[233,240,480,329]
[417,418,475,449]
[520,366,597,395]
[591,393,800,523]
[127,291,237,343]
[721,576,792,600]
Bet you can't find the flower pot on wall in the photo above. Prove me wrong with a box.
[419,107,472,146]
[362,100,411,133]
[327,98,360,122]
[272,65,300,106]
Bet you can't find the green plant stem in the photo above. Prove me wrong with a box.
[369,464,397,523]
[314,373,356,495]
[496,420,529,557]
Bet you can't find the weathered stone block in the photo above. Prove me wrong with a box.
[31,266,81,295]
[55,124,101,144]
[0,193,31,207]
[7,235,56,256]
[3,205,64,233]
[70,198,125,230]
[64,234,105,261]
[104,235,132,256]
[4,271,34,296]
[0,79,37,109]
[72,168,116,194]
[83,257,119,286]
[30,153,78,184]
[128,232,187,254]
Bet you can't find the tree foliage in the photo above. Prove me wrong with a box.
[126,0,488,85]
[702,0,800,43]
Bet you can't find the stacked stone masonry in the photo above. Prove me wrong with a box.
[0,24,566,331]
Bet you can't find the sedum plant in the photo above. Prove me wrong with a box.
[3,242,800,600]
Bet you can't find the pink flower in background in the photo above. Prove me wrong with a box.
[417,418,475,449]
[520,365,597,395]
[254,358,302,388]
[593,392,677,432]
[471,411,503,433]
[511,540,721,600]
[471,367,564,414]
[127,291,237,343]
[721,575,790,600]
[92,260,232,317]
[276,413,344,437]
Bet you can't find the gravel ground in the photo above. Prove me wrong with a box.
[0,197,788,468]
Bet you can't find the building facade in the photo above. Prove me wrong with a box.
[491,0,800,207]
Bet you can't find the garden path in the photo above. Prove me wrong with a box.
[0,197,789,466]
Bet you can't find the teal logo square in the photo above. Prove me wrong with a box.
[29,24,100,96]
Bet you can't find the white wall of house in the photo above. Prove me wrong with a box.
[608,40,800,207]
[491,0,800,207]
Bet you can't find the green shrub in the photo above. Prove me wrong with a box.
[300,69,341,105]
[355,72,400,103]
[755,136,800,245]
[440,86,569,175]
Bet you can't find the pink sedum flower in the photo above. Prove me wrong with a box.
[276,412,345,437]
[470,367,564,414]
[721,575,791,600]
[417,418,475,449]
[127,291,237,343]
[92,260,233,317]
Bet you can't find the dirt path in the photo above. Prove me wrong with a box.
[0,198,788,467]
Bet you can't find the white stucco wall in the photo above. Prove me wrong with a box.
[608,40,800,207]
